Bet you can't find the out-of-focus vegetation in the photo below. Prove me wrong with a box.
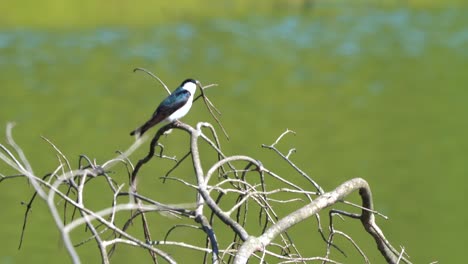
[1,0,467,28]
[1,0,467,263]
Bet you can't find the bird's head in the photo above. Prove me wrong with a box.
[181,78,201,95]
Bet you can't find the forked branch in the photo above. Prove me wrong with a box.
[1,77,413,264]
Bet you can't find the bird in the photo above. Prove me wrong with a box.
[130,78,201,137]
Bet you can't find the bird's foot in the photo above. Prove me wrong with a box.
[173,120,182,126]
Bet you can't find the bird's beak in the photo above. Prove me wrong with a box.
[196,80,202,88]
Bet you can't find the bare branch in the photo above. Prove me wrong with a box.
[234,178,408,264]
[1,116,413,264]
[133,67,171,94]
[7,123,34,174]
[262,129,324,194]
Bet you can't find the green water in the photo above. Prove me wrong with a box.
[1,3,467,263]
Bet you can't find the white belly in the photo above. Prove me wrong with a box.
[166,95,193,122]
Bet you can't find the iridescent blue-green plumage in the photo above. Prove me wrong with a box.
[130,78,199,137]
[153,87,191,117]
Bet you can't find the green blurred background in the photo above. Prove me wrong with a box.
[1,0,467,263]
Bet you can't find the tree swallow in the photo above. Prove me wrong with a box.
[130,78,201,137]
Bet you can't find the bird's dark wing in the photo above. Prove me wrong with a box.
[130,87,192,137]
[153,87,191,117]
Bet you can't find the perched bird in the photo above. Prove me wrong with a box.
[130,78,200,137]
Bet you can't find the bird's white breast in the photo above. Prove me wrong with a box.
[183,82,197,95]
[166,92,194,122]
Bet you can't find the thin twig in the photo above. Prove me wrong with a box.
[133,67,171,94]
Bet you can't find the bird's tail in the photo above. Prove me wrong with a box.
[130,120,155,137]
